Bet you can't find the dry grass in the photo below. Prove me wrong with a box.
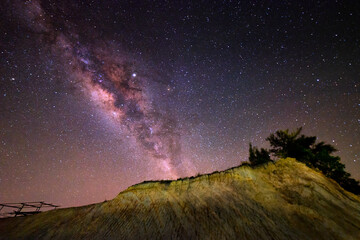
[1,158,360,240]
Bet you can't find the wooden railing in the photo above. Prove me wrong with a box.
[0,202,59,218]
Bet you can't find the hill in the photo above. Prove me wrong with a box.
[0,158,360,239]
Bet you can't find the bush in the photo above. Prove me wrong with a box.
[264,127,360,195]
[248,143,272,166]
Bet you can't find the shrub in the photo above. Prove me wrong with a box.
[265,127,360,195]
[248,143,272,166]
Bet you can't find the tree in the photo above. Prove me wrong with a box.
[265,127,360,195]
[266,127,315,165]
[248,143,272,166]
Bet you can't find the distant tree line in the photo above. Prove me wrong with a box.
[248,127,360,195]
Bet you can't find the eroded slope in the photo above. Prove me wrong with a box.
[1,158,360,239]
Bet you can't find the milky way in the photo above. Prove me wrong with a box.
[1,0,359,207]
[16,0,187,178]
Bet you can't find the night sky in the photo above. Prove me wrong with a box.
[1,0,359,207]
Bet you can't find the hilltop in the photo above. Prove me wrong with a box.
[0,158,360,239]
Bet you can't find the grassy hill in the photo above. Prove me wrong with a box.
[1,158,360,239]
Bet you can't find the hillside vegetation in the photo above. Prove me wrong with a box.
[249,128,360,195]
[0,158,360,239]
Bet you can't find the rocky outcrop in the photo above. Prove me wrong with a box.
[1,158,360,239]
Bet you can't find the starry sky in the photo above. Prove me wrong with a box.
[1,0,359,207]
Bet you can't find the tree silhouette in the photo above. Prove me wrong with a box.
[266,127,315,164]
[248,143,272,166]
[264,127,360,195]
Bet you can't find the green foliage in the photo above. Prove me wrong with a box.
[248,143,272,166]
[264,127,360,195]
[266,127,315,164]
